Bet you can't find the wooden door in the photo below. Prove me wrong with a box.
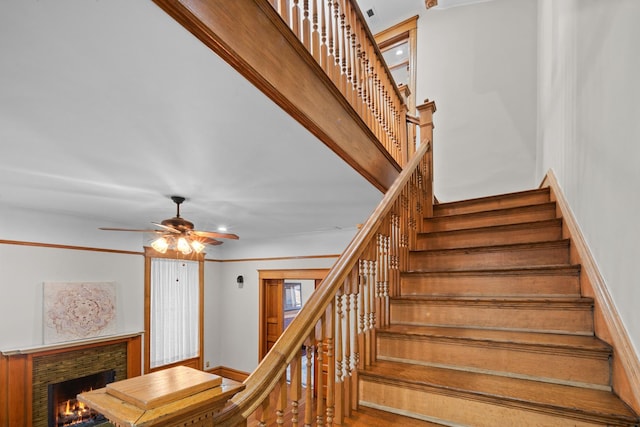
[262,278,283,360]
[258,269,330,363]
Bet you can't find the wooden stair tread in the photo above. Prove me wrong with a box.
[378,325,610,353]
[435,188,551,212]
[420,218,561,237]
[410,239,570,257]
[428,201,556,221]
[392,295,593,305]
[362,361,638,423]
[402,264,581,277]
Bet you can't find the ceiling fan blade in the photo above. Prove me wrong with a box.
[201,237,224,246]
[151,222,181,233]
[99,227,163,233]
[192,230,239,240]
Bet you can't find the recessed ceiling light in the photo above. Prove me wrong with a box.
[396,49,404,56]
[217,226,228,232]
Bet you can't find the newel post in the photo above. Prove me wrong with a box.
[416,99,437,217]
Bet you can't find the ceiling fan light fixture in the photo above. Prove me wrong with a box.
[151,236,169,253]
[177,237,192,255]
[190,240,205,253]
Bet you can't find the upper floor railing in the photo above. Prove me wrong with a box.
[268,0,409,166]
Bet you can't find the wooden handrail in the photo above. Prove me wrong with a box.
[269,0,409,166]
[213,132,433,425]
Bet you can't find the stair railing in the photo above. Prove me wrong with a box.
[268,0,409,166]
[212,106,435,426]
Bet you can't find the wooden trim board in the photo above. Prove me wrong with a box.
[207,366,250,383]
[540,169,640,413]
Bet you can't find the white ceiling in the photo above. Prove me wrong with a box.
[0,0,392,252]
[0,0,485,253]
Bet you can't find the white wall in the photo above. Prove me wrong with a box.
[206,256,337,374]
[537,0,640,355]
[417,0,538,202]
[0,236,341,376]
[0,244,144,350]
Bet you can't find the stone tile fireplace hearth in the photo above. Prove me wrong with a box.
[0,332,142,427]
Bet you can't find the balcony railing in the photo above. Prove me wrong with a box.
[268,0,409,166]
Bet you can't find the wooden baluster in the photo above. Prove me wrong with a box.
[276,375,287,425]
[292,0,301,40]
[357,258,367,370]
[279,0,291,26]
[258,395,270,427]
[312,0,320,62]
[290,353,302,425]
[359,34,371,129]
[382,228,390,329]
[326,0,335,81]
[352,20,363,118]
[371,49,381,140]
[369,254,377,367]
[334,286,344,424]
[304,336,313,427]
[302,0,311,51]
[401,191,409,273]
[326,300,335,425]
[339,0,348,95]
[345,266,357,416]
[350,8,358,109]
[370,242,379,364]
[320,0,328,72]
[343,1,353,106]
[316,314,326,426]
[333,1,342,87]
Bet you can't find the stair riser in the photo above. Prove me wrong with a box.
[390,302,594,334]
[424,206,557,232]
[401,273,580,297]
[435,191,551,216]
[359,379,609,427]
[409,244,569,271]
[377,336,611,387]
[416,222,562,250]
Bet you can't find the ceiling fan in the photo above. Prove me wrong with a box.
[100,196,239,254]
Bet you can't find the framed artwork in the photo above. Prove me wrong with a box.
[43,282,116,344]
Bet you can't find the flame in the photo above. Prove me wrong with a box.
[64,399,73,415]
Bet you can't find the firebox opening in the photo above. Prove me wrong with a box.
[48,369,115,427]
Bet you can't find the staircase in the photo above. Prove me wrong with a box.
[358,188,639,426]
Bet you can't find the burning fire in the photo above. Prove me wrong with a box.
[57,395,94,426]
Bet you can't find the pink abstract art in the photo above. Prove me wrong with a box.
[43,282,116,344]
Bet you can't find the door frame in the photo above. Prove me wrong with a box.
[258,269,329,360]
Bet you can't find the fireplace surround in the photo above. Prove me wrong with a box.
[0,332,142,427]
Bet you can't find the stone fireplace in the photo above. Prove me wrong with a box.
[0,332,142,427]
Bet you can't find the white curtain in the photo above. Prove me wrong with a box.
[150,258,199,368]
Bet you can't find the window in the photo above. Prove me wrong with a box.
[284,282,302,311]
[144,248,204,372]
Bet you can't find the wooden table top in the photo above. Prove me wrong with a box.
[78,366,244,427]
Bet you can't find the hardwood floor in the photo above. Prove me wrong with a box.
[246,405,442,426]
[244,381,440,426]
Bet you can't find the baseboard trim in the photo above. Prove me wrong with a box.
[540,170,640,413]
[207,365,250,383]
